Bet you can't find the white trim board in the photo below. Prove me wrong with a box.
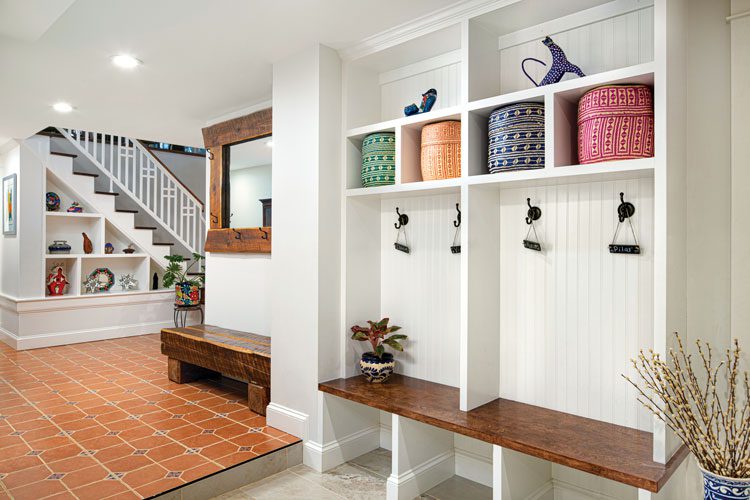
[11,321,173,350]
[387,450,455,500]
[303,425,380,472]
[267,402,309,442]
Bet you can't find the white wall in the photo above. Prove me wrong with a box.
[151,150,207,204]
[229,164,272,228]
[0,143,21,298]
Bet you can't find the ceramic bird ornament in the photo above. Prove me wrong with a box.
[522,36,585,87]
[404,88,438,116]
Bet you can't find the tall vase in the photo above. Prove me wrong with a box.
[700,467,750,500]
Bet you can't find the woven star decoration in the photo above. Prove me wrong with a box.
[82,275,99,294]
[119,274,138,291]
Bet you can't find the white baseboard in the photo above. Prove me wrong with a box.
[266,402,308,440]
[525,480,555,500]
[304,425,380,472]
[13,321,172,350]
[0,326,18,349]
[455,447,493,488]
[551,479,621,500]
[386,450,454,500]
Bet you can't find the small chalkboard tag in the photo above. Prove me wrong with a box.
[523,240,542,252]
[451,245,461,254]
[609,244,640,254]
[394,243,410,254]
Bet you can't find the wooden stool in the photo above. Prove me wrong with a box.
[160,324,270,415]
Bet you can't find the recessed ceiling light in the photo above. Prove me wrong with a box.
[111,54,142,69]
[52,102,73,113]
[265,140,273,148]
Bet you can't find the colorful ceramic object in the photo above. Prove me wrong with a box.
[104,243,114,254]
[359,352,395,383]
[421,120,461,180]
[488,102,545,173]
[67,202,83,213]
[577,84,654,164]
[48,240,72,254]
[123,244,136,254]
[404,88,437,116]
[700,467,750,500]
[46,192,61,212]
[361,132,396,187]
[82,232,93,254]
[522,36,585,87]
[46,266,69,296]
[175,282,200,306]
[87,268,115,292]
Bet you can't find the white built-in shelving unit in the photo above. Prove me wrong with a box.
[322,0,688,499]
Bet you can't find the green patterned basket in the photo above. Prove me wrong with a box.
[361,132,396,187]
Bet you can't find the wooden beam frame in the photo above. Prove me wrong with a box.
[201,108,272,253]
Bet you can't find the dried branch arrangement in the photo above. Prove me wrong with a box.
[624,333,750,478]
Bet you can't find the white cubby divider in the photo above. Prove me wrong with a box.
[326,1,688,498]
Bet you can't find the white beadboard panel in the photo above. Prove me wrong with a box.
[380,194,461,387]
[380,62,461,122]
[498,177,653,431]
[499,7,654,94]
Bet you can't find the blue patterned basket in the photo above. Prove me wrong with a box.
[361,132,396,187]
[488,102,545,173]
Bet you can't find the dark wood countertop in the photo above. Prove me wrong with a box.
[319,374,688,492]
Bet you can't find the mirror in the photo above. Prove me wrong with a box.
[226,135,272,228]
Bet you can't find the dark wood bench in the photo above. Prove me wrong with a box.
[160,325,271,415]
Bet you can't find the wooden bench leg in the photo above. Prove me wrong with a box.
[168,357,212,384]
[247,382,270,416]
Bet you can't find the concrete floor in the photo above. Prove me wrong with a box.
[213,448,492,500]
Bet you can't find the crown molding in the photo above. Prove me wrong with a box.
[338,0,521,62]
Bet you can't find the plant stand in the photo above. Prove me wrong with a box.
[173,304,204,328]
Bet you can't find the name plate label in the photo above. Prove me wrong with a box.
[523,240,542,252]
[609,244,640,254]
[394,243,410,254]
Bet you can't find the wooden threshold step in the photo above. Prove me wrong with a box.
[50,151,77,158]
[134,226,156,230]
[72,171,98,178]
[152,242,174,246]
[115,209,138,214]
[319,374,689,493]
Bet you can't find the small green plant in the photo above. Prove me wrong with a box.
[162,253,205,288]
[351,318,407,359]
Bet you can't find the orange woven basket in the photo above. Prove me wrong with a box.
[421,121,461,180]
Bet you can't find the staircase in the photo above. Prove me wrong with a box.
[47,129,206,270]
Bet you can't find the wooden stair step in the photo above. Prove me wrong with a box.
[72,171,99,178]
[94,191,119,196]
[134,226,157,230]
[115,209,138,214]
[50,151,77,158]
[152,242,175,246]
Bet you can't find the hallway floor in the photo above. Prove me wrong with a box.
[0,335,299,500]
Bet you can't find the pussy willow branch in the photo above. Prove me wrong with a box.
[623,334,750,478]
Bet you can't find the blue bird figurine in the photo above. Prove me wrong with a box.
[404,88,438,116]
[521,36,585,87]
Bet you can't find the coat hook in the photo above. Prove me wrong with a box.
[616,192,636,223]
[451,203,461,254]
[210,212,218,224]
[610,192,640,254]
[232,228,242,240]
[453,203,461,228]
[523,198,542,251]
[394,207,409,230]
[525,198,542,225]
[207,148,215,160]
[258,227,269,240]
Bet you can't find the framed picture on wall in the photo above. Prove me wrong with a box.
[2,173,17,235]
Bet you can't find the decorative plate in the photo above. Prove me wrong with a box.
[87,268,115,292]
[46,192,61,211]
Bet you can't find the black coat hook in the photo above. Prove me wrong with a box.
[232,228,242,240]
[617,192,635,222]
[394,207,409,229]
[210,212,218,224]
[258,227,269,240]
[453,204,461,228]
[525,198,542,225]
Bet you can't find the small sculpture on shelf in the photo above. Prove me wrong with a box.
[118,274,138,291]
[82,274,99,294]
[48,240,71,255]
[122,244,136,254]
[104,243,114,254]
[46,266,69,296]
[522,36,585,87]
[350,318,407,383]
[404,88,437,117]
[82,232,93,254]
[46,192,61,212]
[67,202,83,213]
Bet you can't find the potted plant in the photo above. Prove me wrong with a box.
[350,318,407,383]
[163,253,205,306]
[624,334,750,499]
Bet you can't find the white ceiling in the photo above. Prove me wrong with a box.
[229,136,272,170]
[0,0,460,148]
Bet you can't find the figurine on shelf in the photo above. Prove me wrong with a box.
[404,88,437,116]
[104,243,114,254]
[46,266,69,296]
[123,244,136,254]
[82,275,99,294]
[46,192,61,212]
[522,36,585,87]
[82,232,93,254]
[119,274,138,291]
[67,202,83,213]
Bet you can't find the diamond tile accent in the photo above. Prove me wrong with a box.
[125,389,135,394]
[0,473,6,480]
[127,415,141,420]
[10,431,24,436]
[107,472,124,480]
[238,446,253,452]
[153,430,167,436]
[185,448,200,455]
[162,390,172,394]
[26,450,42,456]
[79,450,96,456]
[250,427,264,433]
[201,429,215,435]
[47,473,66,480]
[171,414,184,419]
[58,430,74,436]
[65,401,78,405]
[166,471,182,478]
[133,449,148,455]
[84,415,97,419]
[146,401,157,406]
[106,431,120,436]
[216,413,228,418]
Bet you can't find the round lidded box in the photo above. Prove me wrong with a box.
[361,132,396,187]
[488,102,545,173]
[577,84,654,165]
[421,120,461,181]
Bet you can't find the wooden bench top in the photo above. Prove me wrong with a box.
[319,374,688,493]
[161,325,270,357]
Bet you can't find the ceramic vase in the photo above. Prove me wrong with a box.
[175,282,200,306]
[700,467,750,500]
[359,352,395,383]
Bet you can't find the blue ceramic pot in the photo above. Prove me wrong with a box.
[701,467,750,500]
[359,352,395,383]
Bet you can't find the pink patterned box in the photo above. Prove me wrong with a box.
[577,84,654,165]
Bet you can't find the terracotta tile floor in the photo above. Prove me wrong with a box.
[0,334,300,500]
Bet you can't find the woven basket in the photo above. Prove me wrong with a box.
[361,132,396,187]
[577,84,654,164]
[421,121,461,180]
[488,102,545,173]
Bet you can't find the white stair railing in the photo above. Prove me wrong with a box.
[57,128,205,255]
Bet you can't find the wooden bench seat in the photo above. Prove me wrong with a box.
[161,325,271,415]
